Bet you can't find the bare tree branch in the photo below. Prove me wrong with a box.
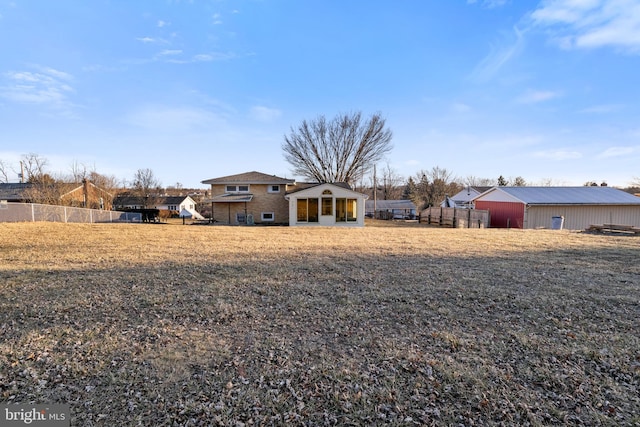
[132,168,161,208]
[21,153,49,182]
[0,159,9,183]
[283,112,393,185]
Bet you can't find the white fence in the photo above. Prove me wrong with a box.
[0,202,142,223]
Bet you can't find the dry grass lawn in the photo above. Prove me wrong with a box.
[0,220,638,426]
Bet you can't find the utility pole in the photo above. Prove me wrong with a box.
[373,164,377,219]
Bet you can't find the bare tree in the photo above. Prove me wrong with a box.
[408,167,461,209]
[377,163,404,200]
[283,112,393,185]
[464,175,495,187]
[132,168,161,208]
[536,177,558,186]
[89,170,119,193]
[21,153,49,182]
[69,160,89,183]
[0,159,9,183]
[510,176,527,186]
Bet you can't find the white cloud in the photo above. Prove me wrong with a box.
[598,146,635,158]
[212,13,222,25]
[159,49,183,56]
[452,102,472,113]
[250,106,282,123]
[136,37,156,43]
[533,149,582,160]
[530,0,640,53]
[516,89,561,104]
[467,0,508,7]
[0,67,75,113]
[157,20,167,28]
[470,25,525,81]
[193,54,214,62]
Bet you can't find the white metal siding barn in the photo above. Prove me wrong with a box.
[473,187,640,230]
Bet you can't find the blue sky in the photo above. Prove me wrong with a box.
[1,0,639,188]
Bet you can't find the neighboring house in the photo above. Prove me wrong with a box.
[112,194,203,219]
[201,171,296,225]
[285,183,368,227]
[201,171,369,226]
[0,183,32,202]
[155,196,204,219]
[473,186,640,230]
[442,186,493,208]
[60,179,113,210]
[365,199,416,219]
[0,179,113,210]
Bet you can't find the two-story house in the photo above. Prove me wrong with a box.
[201,171,368,226]
[202,171,295,225]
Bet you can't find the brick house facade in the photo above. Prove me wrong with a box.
[202,171,296,225]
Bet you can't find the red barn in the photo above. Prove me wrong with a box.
[473,186,640,230]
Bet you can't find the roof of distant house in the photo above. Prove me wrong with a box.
[365,199,416,211]
[113,194,194,206]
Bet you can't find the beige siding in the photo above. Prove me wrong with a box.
[525,205,640,230]
[209,184,289,225]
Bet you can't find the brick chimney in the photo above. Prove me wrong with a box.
[82,178,90,208]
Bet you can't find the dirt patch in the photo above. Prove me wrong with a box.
[1,222,638,425]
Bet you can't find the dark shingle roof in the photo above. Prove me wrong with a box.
[202,171,295,185]
[0,183,33,201]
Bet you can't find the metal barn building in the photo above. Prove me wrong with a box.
[473,187,640,230]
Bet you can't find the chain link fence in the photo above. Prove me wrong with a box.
[0,202,142,223]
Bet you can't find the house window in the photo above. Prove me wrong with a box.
[347,199,357,221]
[296,198,318,223]
[321,197,333,215]
[226,185,250,193]
[336,198,357,222]
[268,185,280,193]
[261,212,274,221]
[297,199,307,222]
[236,213,246,224]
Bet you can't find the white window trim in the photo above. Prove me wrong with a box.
[261,212,275,222]
[268,185,280,193]
[226,185,250,193]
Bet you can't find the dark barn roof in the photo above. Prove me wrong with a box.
[478,186,640,205]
